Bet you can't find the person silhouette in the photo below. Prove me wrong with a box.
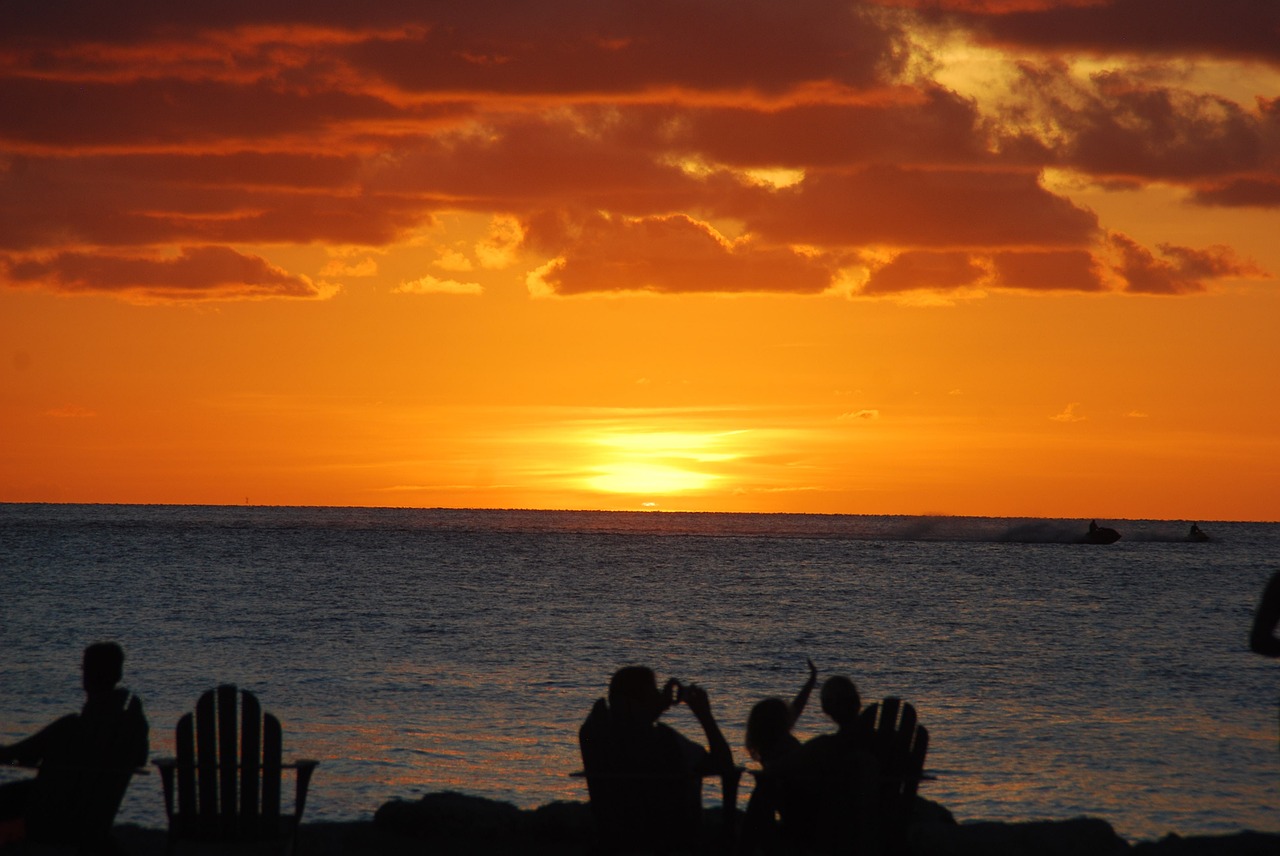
[1251,571,1280,658]
[0,642,149,851]
[815,676,861,733]
[744,659,818,768]
[579,666,735,851]
[741,674,875,855]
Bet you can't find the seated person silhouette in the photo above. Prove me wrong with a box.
[0,642,149,851]
[813,675,869,741]
[742,675,876,854]
[579,666,734,852]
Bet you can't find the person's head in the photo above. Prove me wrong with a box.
[608,666,665,722]
[82,642,125,694]
[819,675,860,728]
[745,697,793,763]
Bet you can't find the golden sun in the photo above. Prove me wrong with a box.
[583,430,738,495]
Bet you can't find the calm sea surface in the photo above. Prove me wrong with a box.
[1,504,1277,842]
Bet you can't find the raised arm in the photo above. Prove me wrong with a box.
[680,683,735,775]
[790,658,818,725]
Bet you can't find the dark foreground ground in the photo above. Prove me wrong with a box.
[18,793,1280,855]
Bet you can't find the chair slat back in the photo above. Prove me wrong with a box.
[216,685,238,837]
[867,696,930,852]
[158,684,315,851]
[262,712,283,834]
[174,685,286,840]
[240,690,261,830]
[194,689,219,837]
[876,696,901,746]
[871,698,919,794]
[175,713,197,836]
[905,725,928,800]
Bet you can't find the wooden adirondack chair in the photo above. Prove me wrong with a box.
[154,685,318,854]
[861,697,929,855]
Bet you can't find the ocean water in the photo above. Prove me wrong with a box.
[1,504,1277,842]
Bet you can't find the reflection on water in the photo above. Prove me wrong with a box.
[1,505,1276,842]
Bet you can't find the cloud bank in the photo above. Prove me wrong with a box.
[0,0,1273,300]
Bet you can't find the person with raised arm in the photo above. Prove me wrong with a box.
[742,672,877,855]
[744,658,818,768]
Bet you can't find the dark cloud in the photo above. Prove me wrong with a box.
[1010,63,1271,183]
[530,213,836,295]
[862,250,985,293]
[2,245,322,300]
[1193,177,1280,207]
[0,1,1272,300]
[991,249,1105,291]
[1109,232,1263,294]
[0,1,904,95]
[929,0,1280,66]
[362,116,706,214]
[0,77,410,152]
[626,87,999,170]
[0,154,429,251]
[745,164,1099,249]
[342,1,904,96]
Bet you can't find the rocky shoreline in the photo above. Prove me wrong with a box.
[94,792,1280,855]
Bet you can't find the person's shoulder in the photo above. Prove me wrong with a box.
[653,721,683,742]
[580,698,609,736]
[800,733,840,752]
[110,687,145,712]
[654,721,703,754]
[791,732,852,766]
[123,690,147,719]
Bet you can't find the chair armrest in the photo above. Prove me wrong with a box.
[292,760,319,823]
[152,758,315,773]
[6,760,149,775]
[153,757,178,821]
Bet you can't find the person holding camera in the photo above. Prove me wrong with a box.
[578,665,735,850]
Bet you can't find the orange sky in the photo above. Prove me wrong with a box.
[2,1,1279,520]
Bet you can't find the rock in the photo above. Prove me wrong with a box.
[523,799,594,841]
[1131,831,1280,856]
[910,815,1130,856]
[373,791,523,840]
[913,796,958,827]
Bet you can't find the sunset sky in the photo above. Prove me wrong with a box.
[3,1,1279,520]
